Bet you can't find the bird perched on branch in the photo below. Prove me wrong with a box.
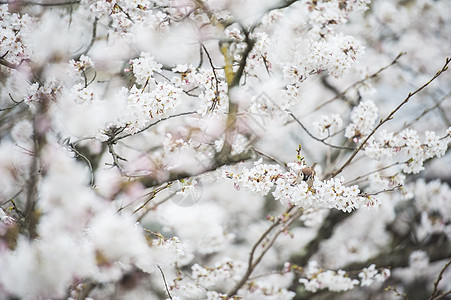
[297,163,317,188]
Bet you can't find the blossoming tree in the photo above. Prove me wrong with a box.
[0,0,450,299]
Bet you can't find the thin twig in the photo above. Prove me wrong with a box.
[398,91,451,133]
[250,146,287,170]
[312,52,405,112]
[107,143,127,171]
[82,17,98,56]
[201,43,221,112]
[360,184,403,197]
[136,191,176,222]
[69,143,95,187]
[287,111,355,150]
[227,206,299,297]
[344,161,406,185]
[0,57,18,69]
[329,57,450,179]
[227,221,281,297]
[248,0,300,33]
[112,111,198,142]
[157,265,173,300]
[113,2,133,23]
[0,190,23,207]
[429,259,451,300]
[132,183,170,214]
[0,97,24,111]
[433,290,451,300]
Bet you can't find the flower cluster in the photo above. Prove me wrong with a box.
[69,54,94,74]
[25,77,63,104]
[364,128,450,173]
[274,175,375,212]
[171,64,229,114]
[313,114,343,139]
[299,261,389,293]
[367,172,405,193]
[345,100,379,141]
[187,258,245,289]
[284,33,365,83]
[280,0,368,87]
[408,250,429,272]
[0,5,33,66]
[129,52,163,86]
[225,159,283,195]
[299,261,359,293]
[261,10,284,27]
[70,83,98,104]
[238,279,296,300]
[0,208,14,226]
[227,160,377,212]
[119,81,182,134]
[307,0,371,35]
[83,0,162,34]
[246,32,272,74]
[405,179,451,241]
[358,264,391,287]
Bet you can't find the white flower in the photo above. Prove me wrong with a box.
[313,114,343,138]
[299,261,359,293]
[345,100,378,141]
[130,52,163,86]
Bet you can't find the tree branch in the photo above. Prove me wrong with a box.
[227,206,300,297]
[287,111,355,150]
[429,259,451,300]
[329,57,450,179]
[312,52,405,112]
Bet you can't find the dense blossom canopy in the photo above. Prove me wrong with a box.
[0,0,450,299]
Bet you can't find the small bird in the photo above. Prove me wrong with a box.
[297,163,317,188]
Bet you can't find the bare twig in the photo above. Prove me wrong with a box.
[429,259,451,300]
[132,183,170,214]
[0,190,23,207]
[312,52,405,112]
[329,57,450,179]
[250,146,288,170]
[287,111,355,150]
[432,290,451,300]
[107,143,127,171]
[0,57,19,70]
[248,0,301,33]
[360,184,403,197]
[143,149,254,188]
[157,265,173,300]
[344,160,406,185]
[112,111,198,143]
[398,91,451,133]
[68,143,95,187]
[201,43,221,112]
[82,17,98,57]
[385,286,408,299]
[136,191,176,222]
[229,26,255,88]
[227,206,300,297]
[0,94,24,111]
